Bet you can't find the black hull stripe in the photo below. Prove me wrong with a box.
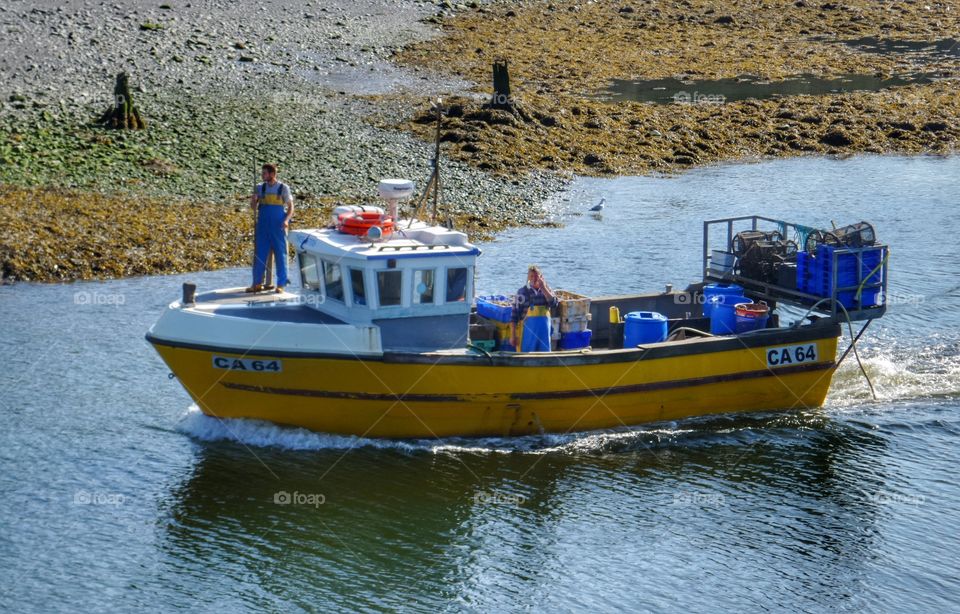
[510,361,832,400]
[220,361,834,403]
[221,382,461,403]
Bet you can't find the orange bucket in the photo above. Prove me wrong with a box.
[735,302,769,318]
[734,301,770,333]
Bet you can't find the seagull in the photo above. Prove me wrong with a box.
[589,198,605,212]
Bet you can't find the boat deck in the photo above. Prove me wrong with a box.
[194,287,297,306]
[191,288,347,325]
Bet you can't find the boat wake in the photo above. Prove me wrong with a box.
[175,405,713,455]
[827,338,960,407]
[176,406,421,452]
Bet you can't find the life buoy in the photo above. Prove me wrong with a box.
[337,211,394,237]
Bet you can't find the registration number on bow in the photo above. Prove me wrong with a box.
[212,356,282,372]
[766,343,818,368]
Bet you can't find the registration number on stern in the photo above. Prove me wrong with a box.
[766,343,818,368]
[212,356,283,373]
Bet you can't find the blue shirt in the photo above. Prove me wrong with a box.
[511,285,558,324]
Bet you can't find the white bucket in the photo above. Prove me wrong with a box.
[709,250,736,275]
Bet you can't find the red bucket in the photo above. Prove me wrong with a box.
[734,301,770,333]
[735,302,769,318]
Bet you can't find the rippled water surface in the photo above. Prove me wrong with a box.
[2,155,959,612]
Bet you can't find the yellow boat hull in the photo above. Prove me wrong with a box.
[149,331,839,438]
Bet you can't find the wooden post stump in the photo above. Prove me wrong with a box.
[98,72,146,129]
[491,60,512,109]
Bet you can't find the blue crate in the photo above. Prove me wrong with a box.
[559,330,592,350]
[476,295,514,323]
[804,246,884,308]
[797,251,816,294]
[835,289,882,309]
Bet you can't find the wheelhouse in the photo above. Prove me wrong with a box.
[289,222,481,351]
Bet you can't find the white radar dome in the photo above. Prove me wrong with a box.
[378,179,415,201]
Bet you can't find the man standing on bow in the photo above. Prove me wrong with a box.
[246,163,293,294]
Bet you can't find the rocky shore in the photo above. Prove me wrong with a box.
[2,0,958,282]
[0,0,563,282]
[1,185,262,282]
[394,0,959,175]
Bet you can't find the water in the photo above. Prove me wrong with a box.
[2,155,960,611]
[837,37,960,61]
[600,73,938,104]
[602,35,959,104]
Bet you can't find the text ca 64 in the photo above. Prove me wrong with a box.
[766,344,818,368]
[212,356,283,372]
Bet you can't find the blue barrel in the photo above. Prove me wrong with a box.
[624,311,669,346]
[706,292,747,332]
[702,284,744,317]
[710,299,750,335]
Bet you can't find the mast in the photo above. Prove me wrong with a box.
[431,97,442,223]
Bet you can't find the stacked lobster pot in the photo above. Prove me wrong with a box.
[554,290,592,350]
[732,229,798,285]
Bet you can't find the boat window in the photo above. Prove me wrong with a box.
[377,270,402,307]
[322,259,344,302]
[413,269,435,304]
[299,253,321,291]
[349,268,366,306]
[446,267,468,302]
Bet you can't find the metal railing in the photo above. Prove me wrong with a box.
[702,215,888,322]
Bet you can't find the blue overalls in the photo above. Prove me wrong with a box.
[521,305,552,352]
[252,181,289,287]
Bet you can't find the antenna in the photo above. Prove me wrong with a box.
[409,97,445,228]
[431,96,442,223]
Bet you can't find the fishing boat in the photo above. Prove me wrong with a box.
[146,171,889,438]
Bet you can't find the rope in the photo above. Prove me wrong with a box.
[793,223,815,253]
[836,301,877,400]
[792,297,876,400]
[466,343,494,365]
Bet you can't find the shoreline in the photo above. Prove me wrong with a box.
[5,150,956,285]
[3,0,958,283]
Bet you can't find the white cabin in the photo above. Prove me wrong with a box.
[289,220,481,351]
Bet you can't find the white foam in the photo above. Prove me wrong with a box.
[175,405,419,452]
[530,427,692,455]
[827,343,960,408]
[174,405,692,454]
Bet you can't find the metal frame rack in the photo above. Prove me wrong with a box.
[702,215,888,322]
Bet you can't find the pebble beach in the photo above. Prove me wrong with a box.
[0,0,563,282]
